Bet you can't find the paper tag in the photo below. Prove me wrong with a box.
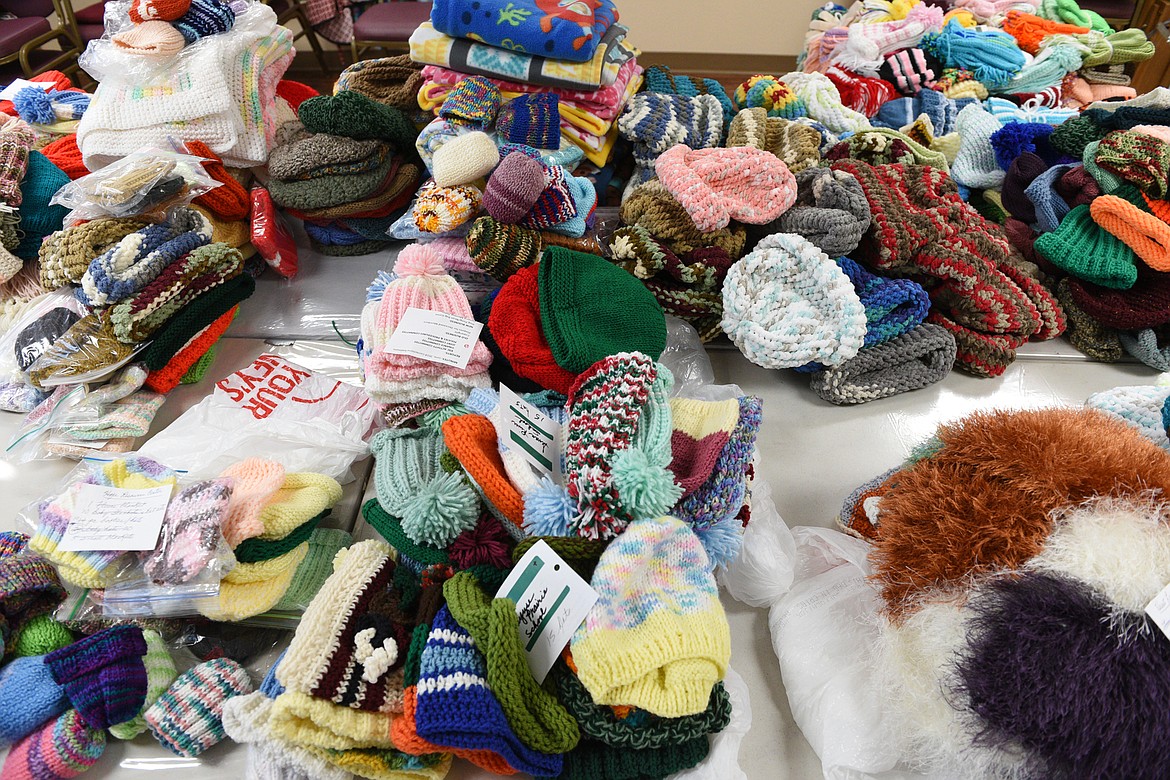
[1147,583,1170,641]
[497,540,598,683]
[0,79,53,102]
[59,484,173,552]
[499,384,562,481]
[383,307,484,370]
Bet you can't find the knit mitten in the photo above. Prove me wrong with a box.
[45,625,149,730]
[140,479,233,586]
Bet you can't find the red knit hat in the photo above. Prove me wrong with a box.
[187,140,250,221]
[1068,265,1170,330]
[128,0,192,23]
[40,134,88,180]
[275,80,321,113]
[488,262,577,394]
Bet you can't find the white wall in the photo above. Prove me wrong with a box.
[617,0,824,56]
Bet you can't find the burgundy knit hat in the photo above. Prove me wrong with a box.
[521,164,576,230]
[1068,265,1170,330]
[487,262,578,394]
[483,151,546,224]
[1001,152,1048,223]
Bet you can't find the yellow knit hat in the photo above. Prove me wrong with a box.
[198,543,308,621]
[569,516,731,718]
[268,689,397,751]
[257,472,344,540]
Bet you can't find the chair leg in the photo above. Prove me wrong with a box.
[296,7,331,72]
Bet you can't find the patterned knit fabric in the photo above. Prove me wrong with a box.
[1096,129,1170,199]
[725,107,823,173]
[38,216,152,291]
[497,93,561,150]
[667,397,740,498]
[837,256,931,349]
[569,516,731,718]
[672,396,762,535]
[140,479,233,585]
[0,122,34,207]
[732,75,808,119]
[438,76,501,129]
[810,323,958,405]
[644,65,735,123]
[45,625,149,730]
[108,629,177,740]
[0,709,105,779]
[413,605,561,776]
[145,657,253,757]
[617,93,724,184]
[0,544,66,654]
[466,216,542,281]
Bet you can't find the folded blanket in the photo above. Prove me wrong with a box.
[409,21,636,90]
[421,59,642,119]
[429,0,618,63]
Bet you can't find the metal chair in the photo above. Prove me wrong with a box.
[265,0,333,72]
[351,1,432,62]
[70,1,107,45]
[0,0,83,79]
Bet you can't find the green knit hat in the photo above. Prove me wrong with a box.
[15,152,69,260]
[1035,204,1138,289]
[109,628,178,740]
[272,527,353,613]
[538,246,667,374]
[1083,140,1125,195]
[233,509,328,563]
[180,345,217,385]
[298,90,417,154]
[11,613,73,657]
[557,737,710,780]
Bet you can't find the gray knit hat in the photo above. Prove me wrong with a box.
[766,167,871,257]
[267,122,386,181]
[810,323,956,405]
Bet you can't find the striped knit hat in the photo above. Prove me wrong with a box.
[569,516,731,718]
[497,93,561,150]
[45,624,149,730]
[0,542,66,655]
[0,709,105,779]
[438,76,501,129]
[145,657,253,757]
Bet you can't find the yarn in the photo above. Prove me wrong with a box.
[920,19,1027,89]
[1002,10,1088,54]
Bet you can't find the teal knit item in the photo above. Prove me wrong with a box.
[298,91,417,153]
[920,19,1027,90]
[538,246,667,374]
[1035,204,1138,289]
[1083,140,1125,194]
[15,152,69,260]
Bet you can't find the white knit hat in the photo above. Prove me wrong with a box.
[431,130,500,188]
[721,232,867,369]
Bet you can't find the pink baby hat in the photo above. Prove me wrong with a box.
[654,144,798,233]
[366,244,492,395]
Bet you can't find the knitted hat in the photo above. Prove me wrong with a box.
[129,0,189,23]
[810,323,956,405]
[721,232,867,369]
[252,472,342,542]
[431,131,499,188]
[298,91,417,152]
[38,216,151,291]
[1035,204,1138,289]
[653,144,797,232]
[112,20,186,56]
[767,166,872,257]
[412,179,481,234]
[725,108,822,174]
[0,550,66,657]
[563,353,678,540]
[1096,129,1170,199]
[1025,164,1087,233]
[621,180,749,259]
[618,93,725,179]
[1002,152,1049,222]
[481,152,545,225]
[1054,276,1125,362]
[271,527,353,613]
[835,256,931,350]
[1092,185,1170,272]
[172,0,234,43]
[0,709,105,779]
[370,428,479,549]
[198,543,308,623]
[0,655,68,746]
[465,216,542,281]
[11,615,72,658]
[1120,327,1170,370]
[879,48,939,95]
[108,629,177,741]
[824,67,898,118]
[39,134,87,181]
[666,397,741,498]
[336,54,425,112]
[232,507,323,565]
[497,93,561,150]
[140,479,233,586]
[569,516,730,718]
[15,152,69,261]
[438,76,501,129]
[413,605,562,776]
[145,658,252,757]
[442,572,580,754]
[1068,264,1170,330]
[442,415,527,535]
[0,122,33,207]
[539,246,667,374]
[13,307,79,372]
[187,141,249,221]
[217,458,286,548]
[951,104,1006,190]
[45,625,148,730]
[732,75,807,119]
[269,122,384,181]
[487,262,577,394]
[520,164,576,230]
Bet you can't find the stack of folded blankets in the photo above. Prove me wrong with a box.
[265,88,423,256]
[77,2,294,169]
[410,0,642,173]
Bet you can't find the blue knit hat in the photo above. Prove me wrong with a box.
[15,152,68,260]
[0,654,68,747]
[497,94,561,150]
[172,0,235,43]
[989,121,1062,172]
[872,89,972,136]
[1025,164,1078,233]
[413,605,563,777]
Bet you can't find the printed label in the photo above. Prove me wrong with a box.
[500,384,561,481]
[383,307,484,370]
[1147,582,1170,642]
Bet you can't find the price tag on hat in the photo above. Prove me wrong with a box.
[58,484,174,552]
[499,384,561,482]
[497,540,598,683]
[383,307,483,369]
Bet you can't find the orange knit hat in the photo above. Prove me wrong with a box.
[441,414,525,531]
[188,140,250,221]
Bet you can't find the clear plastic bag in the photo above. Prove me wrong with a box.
[660,315,745,402]
[25,313,148,389]
[0,289,88,386]
[52,147,220,225]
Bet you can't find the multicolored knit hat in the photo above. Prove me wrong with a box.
[810,323,957,405]
[370,427,479,549]
[1096,129,1170,199]
[721,232,867,369]
[412,179,482,234]
[0,121,34,207]
[145,657,253,757]
[465,216,542,281]
[835,256,931,351]
[0,547,66,656]
[621,180,749,260]
[538,246,667,375]
[569,516,731,718]
[732,75,808,119]
[618,93,725,183]
[45,624,149,730]
[172,0,234,43]
[879,48,939,95]
[666,397,741,499]
[654,144,797,232]
[0,709,105,779]
[413,605,562,776]
[563,352,678,540]
[438,76,501,129]
[519,164,576,231]
[496,93,561,151]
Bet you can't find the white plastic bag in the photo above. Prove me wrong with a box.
[139,353,377,481]
[670,666,752,780]
[659,315,743,402]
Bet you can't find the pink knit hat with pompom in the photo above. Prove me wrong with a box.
[654,144,798,232]
[365,243,492,403]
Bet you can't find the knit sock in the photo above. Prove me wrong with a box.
[45,625,149,730]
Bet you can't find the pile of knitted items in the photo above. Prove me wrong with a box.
[831,406,1170,778]
[77,3,293,169]
[198,459,343,622]
[267,87,423,256]
[0,119,39,283]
